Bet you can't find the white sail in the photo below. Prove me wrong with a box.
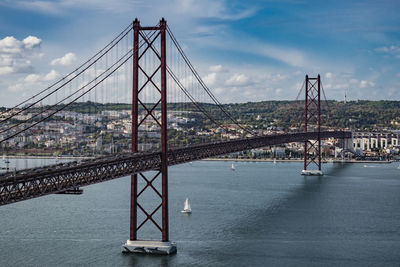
[231,163,235,170]
[184,198,191,210]
[181,198,192,213]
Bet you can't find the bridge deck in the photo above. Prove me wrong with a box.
[0,131,350,206]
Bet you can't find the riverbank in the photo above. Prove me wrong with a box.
[203,158,395,164]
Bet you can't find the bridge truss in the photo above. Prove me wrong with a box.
[0,131,350,207]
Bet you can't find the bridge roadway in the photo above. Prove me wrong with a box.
[0,131,350,206]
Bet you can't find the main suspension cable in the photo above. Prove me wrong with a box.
[0,25,134,124]
[0,49,134,144]
[0,22,133,118]
[0,29,158,140]
[166,26,256,136]
[167,67,229,132]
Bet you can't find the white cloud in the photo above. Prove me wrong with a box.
[24,73,41,83]
[333,83,348,90]
[3,0,257,21]
[325,72,333,79]
[375,45,400,59]
[8,70,59,92]
[207,36,310,68]
[190,65,309,102]
[203,72,217,86]
[0,36,22,54]
[359,80,375,88]
[294,70,302,76]
[213,87,225,95]
[209,65,222,72]
[11,0,64,14]
[0,35,41,75]
[270,73,286,82]
[0,66,13,75]
[0,35,41,53]
[8,83,25,92]
[22,36,41,49]
[349,78,359,84]
[51,52,77,66]
[253,43,306,67]
[225,73,249,86]
[2,0,136,15]
[375,45,400,53]
[43,69,59,81]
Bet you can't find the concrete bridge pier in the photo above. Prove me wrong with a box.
[122,240,177,255]
[301,169,323,176]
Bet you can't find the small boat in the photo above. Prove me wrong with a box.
[398,164,400,169]
[231,163,235,171]
[364,165,378,168]
[181,198,192,214]
[273,158,277,164]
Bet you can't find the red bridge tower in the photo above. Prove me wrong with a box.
[302,74,323,176]
[122,18,176,255]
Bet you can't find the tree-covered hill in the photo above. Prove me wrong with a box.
[3,100,398,131]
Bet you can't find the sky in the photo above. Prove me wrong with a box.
[0,0,399,105]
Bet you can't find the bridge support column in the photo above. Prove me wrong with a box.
[122,18,176,255]
[302,74,323,176]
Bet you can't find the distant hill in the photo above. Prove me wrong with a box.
[214,100,400,131]
[179,100,400,131]
[2,100,399,131]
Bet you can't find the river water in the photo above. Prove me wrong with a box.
[0,160,399,266]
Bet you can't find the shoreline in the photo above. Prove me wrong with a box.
[202,158,394,164]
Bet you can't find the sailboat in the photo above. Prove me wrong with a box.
[273,158,277,164]
[181,198,192,214]
[231,163,235,171]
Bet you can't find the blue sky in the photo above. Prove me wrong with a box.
[0,0,399,105]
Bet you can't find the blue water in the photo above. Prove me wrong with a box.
[0,161,399,266]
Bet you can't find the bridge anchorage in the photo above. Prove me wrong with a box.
[302,75,323,176]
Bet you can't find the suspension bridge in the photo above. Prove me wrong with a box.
[0,18,351,254]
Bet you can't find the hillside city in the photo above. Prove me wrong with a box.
[0,100,399,161]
